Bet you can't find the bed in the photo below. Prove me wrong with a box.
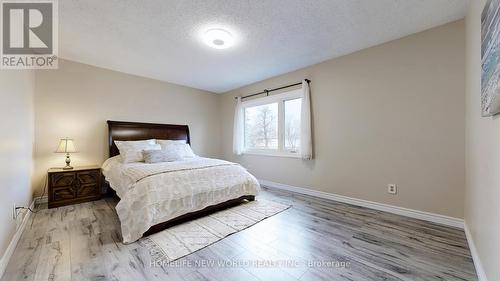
[102,120,260,243]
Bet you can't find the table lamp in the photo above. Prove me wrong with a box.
[55,138,77,170]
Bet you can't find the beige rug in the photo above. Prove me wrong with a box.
[140,199,290,263]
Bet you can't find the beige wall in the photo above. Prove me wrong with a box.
[34,60,221,195]
[0,71,35,257]
[465,1,500,280]
[219,20,465,218]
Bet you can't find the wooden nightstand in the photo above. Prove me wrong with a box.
[48,165,102,208]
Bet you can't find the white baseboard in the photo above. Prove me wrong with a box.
[0,198,36,279]
[35,195,48,204]
[259,179,465,229]
[464,223,489,281]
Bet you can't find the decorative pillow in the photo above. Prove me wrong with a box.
[143,149,183,164]
[114,139,160,163]
[157,140,196,159]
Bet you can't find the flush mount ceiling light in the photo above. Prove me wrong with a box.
[203,28,234,49]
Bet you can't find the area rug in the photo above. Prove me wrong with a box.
[139,199,290,263]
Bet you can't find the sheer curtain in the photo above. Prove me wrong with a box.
[300,80,313,160]
[233,97,244,155]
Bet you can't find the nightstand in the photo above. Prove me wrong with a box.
[48,165,102,208]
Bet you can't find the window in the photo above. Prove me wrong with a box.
[244,103,278,150]
[284,98,302,152]
[242,89,302,157]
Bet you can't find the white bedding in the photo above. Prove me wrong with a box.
[102,156,260,243]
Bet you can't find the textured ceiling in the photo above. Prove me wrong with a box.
[59,0,467,93]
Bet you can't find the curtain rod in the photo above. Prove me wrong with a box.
[235,79,310,100]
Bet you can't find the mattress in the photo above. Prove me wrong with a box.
[102,156,260,243]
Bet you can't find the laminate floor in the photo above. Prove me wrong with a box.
[1,187,478,281]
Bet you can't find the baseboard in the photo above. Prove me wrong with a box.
[35,195,48,204]
[464,222,489,281]
[0,198,36,279]
[259,179,465,229]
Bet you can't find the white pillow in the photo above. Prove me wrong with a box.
[114,139,160,163]
[143,149,183,163]
[157,140,196,159]
[156,139,186,145]
[176,143,197,158]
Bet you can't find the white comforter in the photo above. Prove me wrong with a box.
[102,156,260,243]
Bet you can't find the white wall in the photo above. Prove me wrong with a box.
[465,1,500,280]
[219,20,465,218]
[34,59,221,195]
[0,71,35,257]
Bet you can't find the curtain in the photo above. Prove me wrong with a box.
[233,97,244,155]
[300,79,313,160]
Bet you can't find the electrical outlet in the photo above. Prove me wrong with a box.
[12,203,17,220]
[387,184,397,195]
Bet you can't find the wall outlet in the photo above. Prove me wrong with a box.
[12,203,17,220]
[387,184,397,195]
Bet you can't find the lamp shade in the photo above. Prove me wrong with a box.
[55,138,77,153]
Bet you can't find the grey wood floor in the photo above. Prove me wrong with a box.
[2,187,478,281]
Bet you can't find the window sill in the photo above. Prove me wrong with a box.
[242,150,301,159]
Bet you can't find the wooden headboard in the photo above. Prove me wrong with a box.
[107,120,190,157]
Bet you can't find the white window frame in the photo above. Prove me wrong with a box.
[242,88,302,158]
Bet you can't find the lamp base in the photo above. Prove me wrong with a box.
[63,153,73,170]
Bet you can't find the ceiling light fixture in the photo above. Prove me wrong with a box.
[203,28,234,49]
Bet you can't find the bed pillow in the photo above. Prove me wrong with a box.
[143,149,183,164]
[157,140,196,159]
[156,139,186,145]
[114,139,160,163]
[175,143,197,158]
